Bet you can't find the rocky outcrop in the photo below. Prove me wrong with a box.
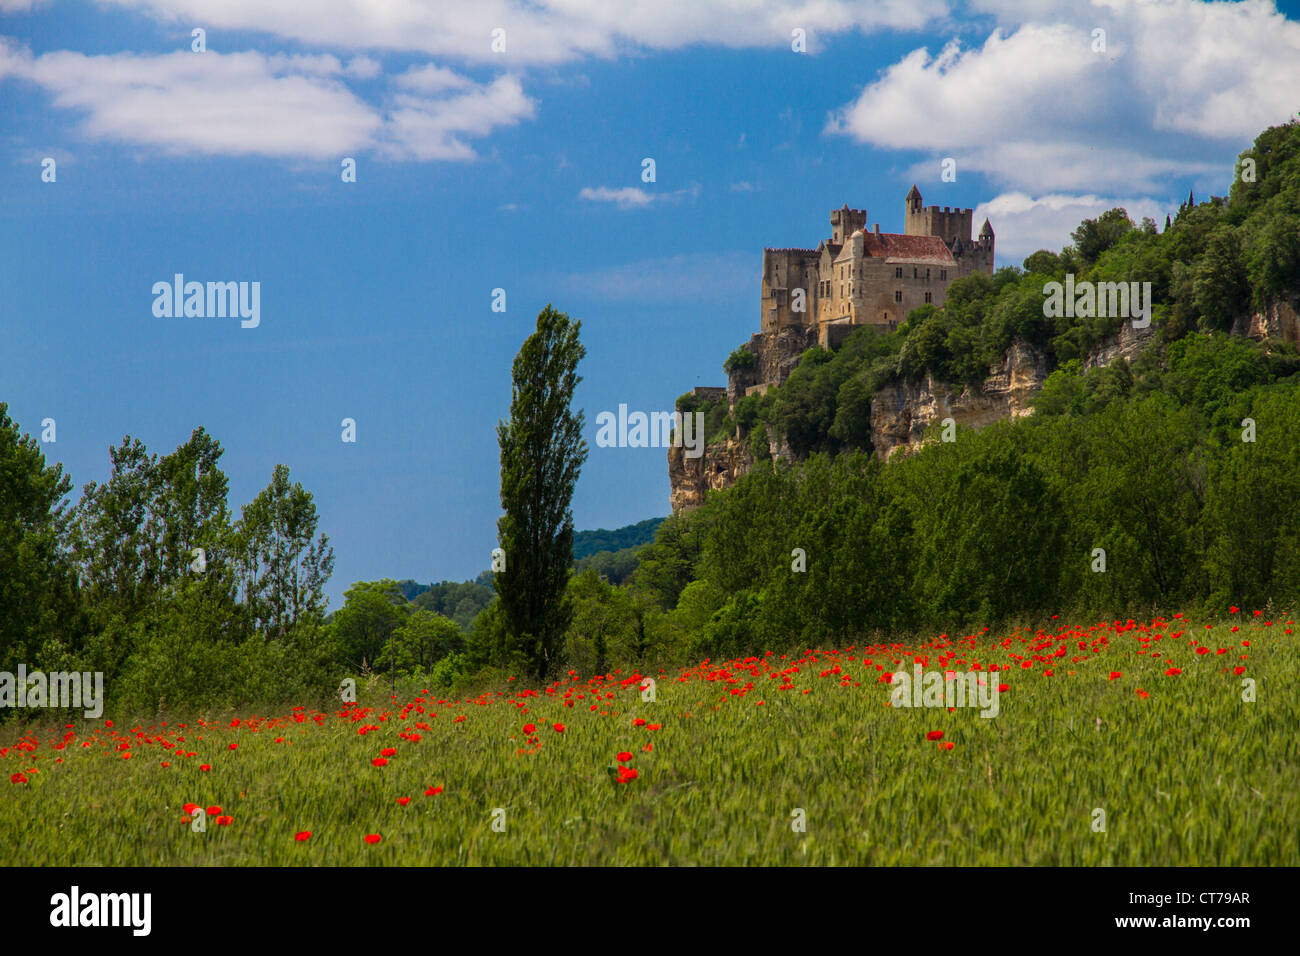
[869,340,1048,460]
[727,327,818,403]
[1244,296,1300,343]
[1081,321,1160,372]
[668,437,754,512]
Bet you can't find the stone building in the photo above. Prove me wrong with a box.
[760,186,994,350]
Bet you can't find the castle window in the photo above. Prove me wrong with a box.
[924,292,932,304]
[940,269,947,280]
[926,268,930,280]
[913,267,918,279]
[894,290,902,303]
[895,267,903,278]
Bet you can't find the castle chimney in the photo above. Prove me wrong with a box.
[873,223,880,234]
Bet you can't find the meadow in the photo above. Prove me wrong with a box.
[3,612,1296,866]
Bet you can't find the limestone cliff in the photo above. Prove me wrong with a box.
[868,340,1048,460]
[1242,295,1300,344]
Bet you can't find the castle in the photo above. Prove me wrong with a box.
[760,186,994,350]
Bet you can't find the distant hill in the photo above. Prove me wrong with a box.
[572,517,665,560]
[388,521,665,625]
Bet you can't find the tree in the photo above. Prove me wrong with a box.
[0,404,76,670]
[494,305,588,680]
[1194,227,1250,331]
[1071,208,1134,268]
[235,464,335,638]
[332,579,406,668]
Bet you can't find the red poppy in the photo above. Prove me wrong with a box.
[396,797,411,806]
[522,723,536,734]
[380,747,397,757]
[940,742,955,751]
[1165,668,1182,675]
[1233,666,1246,675]
[372,757,389,767]
[215,815,233,826]
[552,723,565,733]
[616,752,632,763]
[632,718,646,727]
[199,764,211,772]
[364,834,382,844]
[425,785,443,796]
[206,805,222,815]
[295,831,312,842]
[647,723,661,731]
[228,743,238,750]
[926,730,944,741]
[1108,671,1121,680]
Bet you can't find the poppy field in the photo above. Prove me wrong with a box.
[3,612,1297,866]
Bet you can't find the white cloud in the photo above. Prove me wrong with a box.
[380,74,535,161]
[579,186,655,209]
[96,0,949,65]
[0,39,533,161]
[903,143,1222,195]
[579,182,701,209]
[974,191,1173,264]
[394,63,473,93]
[829,0,1300,194]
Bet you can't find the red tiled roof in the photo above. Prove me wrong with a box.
[861,232,954,262]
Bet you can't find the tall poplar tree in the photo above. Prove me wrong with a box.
[495,305,587,679]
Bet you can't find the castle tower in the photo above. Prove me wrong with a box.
[904,184,924,235]
[830,203,867,243]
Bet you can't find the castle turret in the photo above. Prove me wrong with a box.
[904,185,924,235]
[830,203,867,244]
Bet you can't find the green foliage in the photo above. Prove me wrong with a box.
[572,518,665,559]
[723,346,757,373]
[1,416,339,716]
[494,305,588,680]
[575,546,641,585]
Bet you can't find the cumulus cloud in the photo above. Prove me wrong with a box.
[0,39,533,161]
[95,0,949,65]
[829,0,1300,194]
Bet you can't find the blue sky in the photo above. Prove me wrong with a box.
[3,0,1299,609]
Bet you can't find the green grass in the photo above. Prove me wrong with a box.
[2,615,1297,865]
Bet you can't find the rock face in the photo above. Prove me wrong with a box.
[1081,321,1160,372]
[1244,296,1300,343]
[869,340,1049,460]
[667,437,754,513]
